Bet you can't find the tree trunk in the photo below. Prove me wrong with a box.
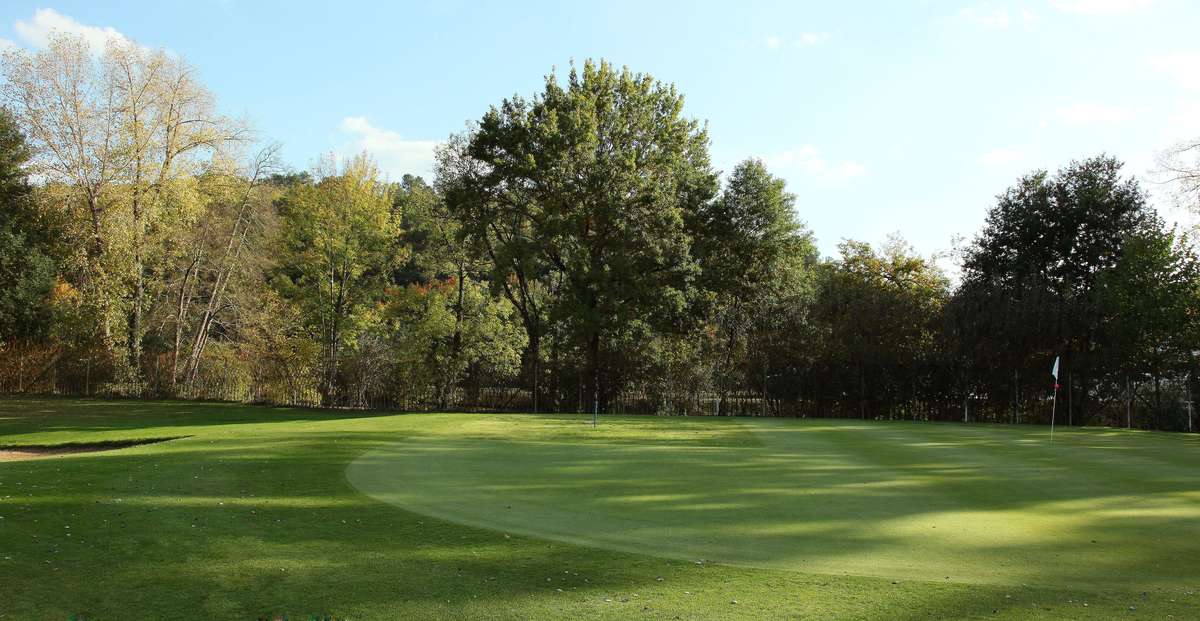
[182,199,255,389]
[530,330,541,413]
[589,331,601,417]
[550,328,560,412]
[441,266,467,410]
[1067,372,1073,427]
[127,150,147,385]
[859,367,866,420]
[761,357,768,417]
[170,256,200,391]
[84,192,114,347]
[1126,377,1133,429]
[129,213,143,378]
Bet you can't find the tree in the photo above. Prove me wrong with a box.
[812,237,949,419]
[1158,138,1200,212]
[444,59,718,411]
[238,288,321,406]
[2,33,245,380]
[272,154,401,405]
[0,107,61,342]
[384,276,525,409]
[438,132,556,410]
[690,158,817,414]
[173,146,281,392]
[392,174,526,408]
[956,155,1171,424]
[1093,225,1200,426]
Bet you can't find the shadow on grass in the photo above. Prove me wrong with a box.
[1,401,1197,619]
[0,397,403,443]
[347,419,1200,592]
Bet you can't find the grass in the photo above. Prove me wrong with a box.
[1,398,1198,619]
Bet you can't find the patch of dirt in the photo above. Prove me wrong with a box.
[0,436,187,461]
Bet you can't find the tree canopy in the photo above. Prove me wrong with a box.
[1,43,1196,431]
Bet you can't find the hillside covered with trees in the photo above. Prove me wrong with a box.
[2,34,1199,431]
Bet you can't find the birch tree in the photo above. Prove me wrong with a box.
[2,32,246,381]
[1158,138,1200,212]
[175,146,280,391]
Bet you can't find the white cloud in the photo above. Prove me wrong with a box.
[1055,103,1133,124]
[1021,9,1039,28]
[763,145,866,183]
[959,4,1011,29]
[763,33,830,49]
[339,116,439,181]
[13,8,134,51]
[1049,0,1151,14]
[1148,53,1200,90]
[981,148,1025,166]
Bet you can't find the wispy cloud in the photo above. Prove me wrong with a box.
[1050,0,1152,15]
[763,145,866,183]
[12,8,135,51]
[1148,52,1200,90]
[1055,103,1133,124]
[762,32,832,49]
[339,116,439,181]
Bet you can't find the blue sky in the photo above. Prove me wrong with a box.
[1,1,1197,263]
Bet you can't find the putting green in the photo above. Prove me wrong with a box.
[347,415,1200,589]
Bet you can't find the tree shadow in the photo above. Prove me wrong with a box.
[1,403,1197,619]
[347,417,1200,593]
[0,397,402,442]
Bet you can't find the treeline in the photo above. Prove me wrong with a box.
[1,36,1198,430]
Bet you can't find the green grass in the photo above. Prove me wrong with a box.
[2,398,1198,619]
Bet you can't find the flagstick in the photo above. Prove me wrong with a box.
[1050,382,1059,444]
[1049,355,1060,445]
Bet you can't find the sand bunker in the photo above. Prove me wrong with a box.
[0,436,185,461]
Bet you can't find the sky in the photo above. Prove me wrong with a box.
[0,0,1197,264]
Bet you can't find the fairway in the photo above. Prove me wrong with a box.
[3,398,1200,620]
[3,4,1199,619]
[348,415,1200,588]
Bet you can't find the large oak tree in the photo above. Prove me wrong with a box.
[443,60,718,411]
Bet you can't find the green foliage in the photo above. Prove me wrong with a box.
[272,155,402,404]
[808,237,949,417]
[1094,227,1200,381]
[954,155,1199,424]
[693,158,812,297]
[385,278,526,407]
[0,108,59,342]
[691,158,818,413]
[1,47,1198,427]
[447,59,719,407]
[239,289,323,406]
[0,227,56,339]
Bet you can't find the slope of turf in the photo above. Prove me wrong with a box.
[1,398,1197,620]
[348,415,1200,589]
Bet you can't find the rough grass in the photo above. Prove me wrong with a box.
[2,398,1198,620]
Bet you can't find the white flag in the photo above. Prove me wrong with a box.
[1051,356,1060,381]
